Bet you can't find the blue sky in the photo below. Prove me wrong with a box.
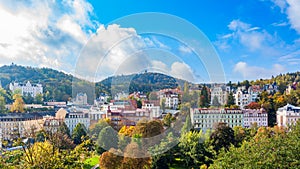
[0,0,299,83]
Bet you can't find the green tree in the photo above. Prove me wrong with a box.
[209,123,235,153]
[211,96,221,107]
[72,123,87,144]
[179,130,208,167]
[199,85,209,108]
[23,93,34,104]
[35,93,43,104]
[97,126,119,150]
[226,92,235,107]
[88,119,109,140]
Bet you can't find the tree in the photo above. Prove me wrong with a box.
[160,98,166,113]
[179,131,208,167]
[99,148,123,169]
[23,93,34,104]
[135,120,163,138]
[226,92,235,107]
[121,142,151,169]
[10,93,25,113]
[72,123,87,144]
[199,85,209,108]
[245,102,261,109]
[212,96,221,107]
[209,123,235,153]
[35,93,43,104]
[163,113,175,127]
[149,92,158,100]
[181,113,192,134]
[97,126,119,151]
[58,122,71,138]
[88,119,109,140]
[0,95,6,113]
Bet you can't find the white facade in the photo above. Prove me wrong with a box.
[210,85,230,106]
[0,128,2,149]
[159,92,179,109]
[190,108,243,132]
[73,93,88,105]
[234,86,260,109]
[243,109,268,128]
[142,102,161,119]
[9,81,43,97]
[56,108,90,135]
[277,104,300,127]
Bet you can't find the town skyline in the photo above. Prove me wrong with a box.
[0,1,299,83]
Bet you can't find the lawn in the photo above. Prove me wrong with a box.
[83,155,99,169]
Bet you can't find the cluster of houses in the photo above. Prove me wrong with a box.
[1,81,300,149]
[210,83,278,109]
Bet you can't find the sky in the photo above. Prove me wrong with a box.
[0,0,299,83]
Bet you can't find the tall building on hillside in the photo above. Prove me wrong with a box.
[210,85,230,106]
[277,104,300,127]
[9,81,43,97]
[73,93,88,105]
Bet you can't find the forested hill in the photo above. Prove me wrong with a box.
[0,64,187,102]
[0,64,76,102]
[95,72,187,96]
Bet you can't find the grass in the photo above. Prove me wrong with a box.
[83,155,99,169]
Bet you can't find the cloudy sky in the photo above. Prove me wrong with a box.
[0,0,299,83]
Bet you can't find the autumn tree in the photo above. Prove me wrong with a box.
[121,142,151,169]
[163,113,175,127]
[10,93,25,113]
[99,148,123,169]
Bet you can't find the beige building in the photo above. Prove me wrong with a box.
[0,113,50,140]
[243,109,268,128]
[277,104,300,127]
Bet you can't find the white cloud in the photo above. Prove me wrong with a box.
[0,0,96,71]
[179,45,193,54]
[218,20,275,51]
[286,0,300,34]
[233,61,285,79]
[170,62,194,81]
[271,0,300,34]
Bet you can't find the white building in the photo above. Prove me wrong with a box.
[9,81,43,97]
[243,109,268,128]
[142,100,161,119]
[0,128,2,149]
[159,91,179,109]
[277,104,300,127]
[56,108,90,134]
[234,86,260,109]
[210,85,230,106]
[72,93,88,105]
[190,108,243,132]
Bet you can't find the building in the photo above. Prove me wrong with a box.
[9,81,43,97]
[234,86,260,109]
[142,100,161,119]
[159,91,179,109]
[277,104,300,127]
[210,85,230,106]
[56,108,90,134]
[190,108,243,131]
[0,112,54,140]
[72,93,88,105]
[43,115,64,133]
[0,128,2,149]
[243,109,268,128]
